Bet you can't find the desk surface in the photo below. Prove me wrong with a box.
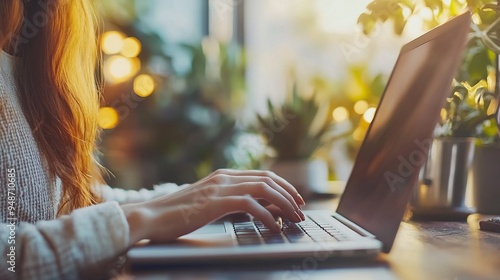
[120,197,500,280]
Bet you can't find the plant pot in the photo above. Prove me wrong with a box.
[264,159,328,197]
[411,137,476,220]
[471,144,500,214]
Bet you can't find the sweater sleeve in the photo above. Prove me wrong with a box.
[99,182,190,204]
[0,201,129,280]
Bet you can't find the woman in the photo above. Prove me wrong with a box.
[0,1,305,279]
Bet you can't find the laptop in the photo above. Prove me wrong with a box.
[128,11,471,264]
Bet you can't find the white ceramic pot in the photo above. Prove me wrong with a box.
[265,159,328,197]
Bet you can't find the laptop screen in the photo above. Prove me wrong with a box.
[336,12,471,253]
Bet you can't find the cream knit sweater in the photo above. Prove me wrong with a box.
[0,51,182,279]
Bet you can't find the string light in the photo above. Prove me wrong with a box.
[104,55,140,83]
[121,37,142,58]
[134,74,155,97]
[101,31,125,55]
[332,106,349,122]
[354,100,369,114]
[98,107,119,129]
[363,107,376,123]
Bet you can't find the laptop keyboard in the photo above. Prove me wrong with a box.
[233,215,350,246]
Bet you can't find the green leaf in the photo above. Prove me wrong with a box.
[424,0,443,12]
[399,0,416,12]
[466,46,493,83]
[358,13,377,35]
[393,10,407,35]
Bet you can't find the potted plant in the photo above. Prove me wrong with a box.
[254,85,346,196]
[422,80,497,211]
[470,2,500,214]
[470,80,500,214]
[410,81,495,218]
[358,0,500,218]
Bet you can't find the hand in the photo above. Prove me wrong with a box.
[121,169,306,246]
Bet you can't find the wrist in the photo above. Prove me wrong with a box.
[121,203,151,246]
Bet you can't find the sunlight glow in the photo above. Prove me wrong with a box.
[105,56,140,83]
[315,0,373,33]
[353,127,366,141]
[98,107,119,129]
[402,6,412,18]
[363,107,376,123]
[121,37,142,58]
[472,14,482,25]
[134,74,155,97]
[101,31,125,55]
[332,106,349,122]
[440,108,447,122]
[418,7,433,21]
[354,100,369,114]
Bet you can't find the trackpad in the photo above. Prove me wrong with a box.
[186,221,227,235]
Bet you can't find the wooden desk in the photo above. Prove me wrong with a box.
[120,198,500,280]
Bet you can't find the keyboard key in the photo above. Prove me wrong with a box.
[235,232,260,237]
[284,232,306,238]
[263,236,286,244]
[237,239,263,246]
[235,215,350,246]
[286,235,314,243]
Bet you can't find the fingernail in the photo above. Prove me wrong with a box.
[298,210,306,221]
[275,222,283,232]
[276,216,283,228]
[294,211,302,222]
[297,194,306,206]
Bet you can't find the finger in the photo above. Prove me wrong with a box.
[177,196,282,233]
[220,182,302,222]
[265,204,286,217]
[218,175,301,212]
[147,184,220,206]
[220,196,282,232]
[154,196,280,241]
[257,198,271,207]
[212,169,306,206]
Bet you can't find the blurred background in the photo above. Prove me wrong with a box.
[93,0,498,191]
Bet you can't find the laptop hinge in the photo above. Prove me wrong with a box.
[332,213,377,239]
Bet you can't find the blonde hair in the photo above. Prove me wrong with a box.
[1,0,103,213]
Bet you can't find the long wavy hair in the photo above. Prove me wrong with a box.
[0,0,103,213]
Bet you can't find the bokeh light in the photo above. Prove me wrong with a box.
[104,56,140,83]
[101,31,125,55]
[363,107,376,123]
[134,74,155,97]
[98,107,119,129]
[121,37,142,58]
[332,106,349,122]
[354,100,369,114]
[353,127,366,141]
